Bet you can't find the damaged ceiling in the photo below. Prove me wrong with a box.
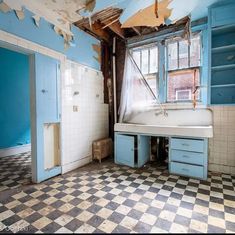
[2,0,222,42]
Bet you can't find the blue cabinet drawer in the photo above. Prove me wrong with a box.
[171,138,204,153]
[171,150,204,166]
[211,4,235,27]
[170,162,204,179]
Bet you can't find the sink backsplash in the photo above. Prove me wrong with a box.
[125,108,213,126]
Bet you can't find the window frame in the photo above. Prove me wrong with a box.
[131,43,160,96]
[175,89,192,101]
[131,43,159,76]
[166,32,202,103]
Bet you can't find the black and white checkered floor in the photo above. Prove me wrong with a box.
[0,152,32,192]
[0,158,234,233]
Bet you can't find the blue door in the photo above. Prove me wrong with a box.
[138,135,150,167]
[115,134,135,167]
[31,53,61,183]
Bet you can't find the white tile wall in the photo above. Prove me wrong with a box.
[209,106,235,174]
[61,60,109,173]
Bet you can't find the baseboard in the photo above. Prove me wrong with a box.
[0,144,31,158]
[62,156,92,174]
[209,163,235,175]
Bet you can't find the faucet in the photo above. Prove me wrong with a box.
[155,110,168,117]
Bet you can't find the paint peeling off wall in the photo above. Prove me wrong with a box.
[121,0,172,28]
[85,0,96,12]
[0,2,11,13]
[3,0,73,35]
[32,15,40,27]
[54,25,74,50]
[92,43,101,64]
[15,9,25,20]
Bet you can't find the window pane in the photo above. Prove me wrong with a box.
[149,47,158,73]
[141,49,149,74]
[167,69,200,102]
[190,35,201,67]
[145,74,159,95]
[133,51,141,70]
[176,90,191,101]
[168,42,178,70]
[179,40,189,69]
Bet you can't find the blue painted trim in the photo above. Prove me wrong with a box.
[159,42,166,103]
[201,29,209,105]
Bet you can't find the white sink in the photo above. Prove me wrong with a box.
[114,123,213,138]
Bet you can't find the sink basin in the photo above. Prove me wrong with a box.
[114,123,213,138]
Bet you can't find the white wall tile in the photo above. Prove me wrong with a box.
[61,60,109,172]
[209,106,235,175]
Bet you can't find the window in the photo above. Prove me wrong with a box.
[167,34,201,102]
[176,89,192,101]
[132,45,159,95]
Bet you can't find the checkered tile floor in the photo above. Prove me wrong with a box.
[0,160,234,233]
[0,152,32,192]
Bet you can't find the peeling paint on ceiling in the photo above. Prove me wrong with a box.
[3,0,84,35]
[1,0,222,38]
[120,0,221,28]
[0,1,11,13]
[121,0,172,28]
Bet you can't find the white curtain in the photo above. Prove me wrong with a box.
[118,50,157,123]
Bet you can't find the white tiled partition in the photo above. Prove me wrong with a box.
[209,106,235,174]
[61,60,109,173]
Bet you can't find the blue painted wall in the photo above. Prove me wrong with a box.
[0,47,30,149]
[0,4,100,70]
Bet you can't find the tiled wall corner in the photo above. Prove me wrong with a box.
[209,106,235,175]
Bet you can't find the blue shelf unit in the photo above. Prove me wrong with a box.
[209,1,235,105]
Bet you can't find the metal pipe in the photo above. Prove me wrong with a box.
[113,37,117,124]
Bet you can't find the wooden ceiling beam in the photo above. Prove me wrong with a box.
[132,27,141,36]
[107,21,125,39]
[102,17,120,29]
[91,21,111,42]
[75,21,111,42]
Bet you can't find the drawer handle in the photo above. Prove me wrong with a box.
[182,155,189,158]
[182,168,189,172]
[182,143,189,147]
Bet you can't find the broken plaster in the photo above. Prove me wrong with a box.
[32,15,41,27]
[15,9,25,20]
[92,43,101,64]
[121,0,172,28]
[182,15,192,45]
[0,1,11,13]
[54,25,74,50]
[85,0,96,13]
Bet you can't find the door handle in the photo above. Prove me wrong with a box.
[41,89,48,93]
